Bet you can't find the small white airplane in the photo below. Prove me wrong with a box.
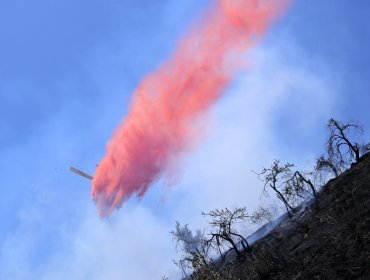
[69,166,93,181]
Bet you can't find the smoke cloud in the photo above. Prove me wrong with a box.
[92,0,288,217]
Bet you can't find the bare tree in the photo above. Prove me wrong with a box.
[257,160,318,217]
[171,208,248,278]
[202,207,250,260]
[249,206,273,224]
[316,118,370,177]
[258,160,297,216]
[290,171,317,198]
[171,221,205,277]
[315,154,342,178]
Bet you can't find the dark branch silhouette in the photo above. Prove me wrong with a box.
[202,207,250,260]
[316,118,370,178]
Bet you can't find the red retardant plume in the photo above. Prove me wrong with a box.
[92,0,288,217]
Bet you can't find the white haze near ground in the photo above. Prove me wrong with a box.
[0,36,338,279]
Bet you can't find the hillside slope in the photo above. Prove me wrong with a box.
[219,153,370,279]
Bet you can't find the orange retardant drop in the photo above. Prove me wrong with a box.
[92,0,288,217]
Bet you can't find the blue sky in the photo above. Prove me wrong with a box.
[1,0,369,279]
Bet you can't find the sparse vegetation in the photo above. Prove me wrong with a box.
[257,160,317,216]
[171,222,205,277]
[258,160,297,216]
[315,118,370,177]
[165,119,369,279]
[202,207,250,260]
[249,206,273,224]
[171,207,249,278]
[185,252,239,280]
